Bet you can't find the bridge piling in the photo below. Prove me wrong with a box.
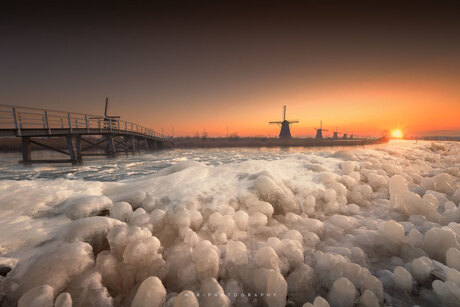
[106,134,117,157]
[21,137,31,164]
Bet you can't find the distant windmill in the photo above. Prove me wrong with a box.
[90,97,120,127]
[342,133,348,139]
[332,126,342,140]
[104,97,120,120]
[349,132,354,140]
[314,120,328,140]
[269,105,299,138]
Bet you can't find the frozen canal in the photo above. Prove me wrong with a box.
[0,140,459,306]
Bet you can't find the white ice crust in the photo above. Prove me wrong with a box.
[0,140,459,306]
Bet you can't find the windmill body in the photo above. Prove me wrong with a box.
[314,121,328,140]
[332,126,342,140]
[269,106,298,139]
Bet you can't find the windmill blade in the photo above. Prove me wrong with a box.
[323,129,329,131]
[288,120,299,123]
[269,121,283,124]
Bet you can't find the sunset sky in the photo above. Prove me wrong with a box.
[1,1,459,137]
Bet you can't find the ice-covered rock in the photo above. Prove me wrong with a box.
[446,248,460,270]
[225,240,248,266]
[110,202,132,222]
[302,296,330,307]
[423,227,460,262]
[410,256,434,283]
[199,278,230,307]
[393,266,412,292]
[64,195,112,220]
[173,290,199,307]
[4,242,94,302]
[131,276,166,307]
[54,292,72,307]
[192,240,220,280]
[255,245,280,271]
[252,175,300,215]
[327,277,356,307]
[18,285,54,307]
[358,289,379,307]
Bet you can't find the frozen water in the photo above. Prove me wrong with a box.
[0,141,459,306]
[131,276,166,307]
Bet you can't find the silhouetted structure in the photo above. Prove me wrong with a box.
[332,126,342,140]
[342,133,348,139]
[0,102,172,164]
[315,120,328,140]
[269,106,299,138]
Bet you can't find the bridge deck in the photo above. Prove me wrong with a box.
[0,104,172,164]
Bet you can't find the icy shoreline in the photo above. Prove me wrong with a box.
[0,141,459,306]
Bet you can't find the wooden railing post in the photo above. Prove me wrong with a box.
[85,114,89,133]
[98,117,102,132]
[44,110,50,134]
[12,107,21,136]
[68,113,72,133]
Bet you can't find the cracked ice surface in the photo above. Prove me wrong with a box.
[0,140,460,306]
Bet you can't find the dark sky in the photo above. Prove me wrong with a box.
[1,1,459,136]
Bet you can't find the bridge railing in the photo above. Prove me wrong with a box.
[0,104,172,140]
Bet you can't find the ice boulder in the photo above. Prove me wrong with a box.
[302,296,330,307]
[225,240,248,266]
[65,270,112,307]
[358,289,379,307]
[63,195,112,220]
[423,227,460,262]
[199,278,230,307]
[131,276,166,307]
[432,279,460,307]
[234,210,249,230]
[252,175,300,215]
[341,161,356,175]
[4,242,94,302]
[410,256,434,283]
[255,245,280,271]
[173,290,199,307]
[389,175,441,221]
[327,277,356,307]
[18,285,54,307]
[253,268,288,307]
[286,263,317,304]
[447,248,460,270]
[192,240,220,280]
[110,202,133,222]
[55,292,72,307]
[393,266,412,292]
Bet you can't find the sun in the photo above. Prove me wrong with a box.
[391,129,404,138]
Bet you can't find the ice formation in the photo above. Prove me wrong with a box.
[0,140,459,306]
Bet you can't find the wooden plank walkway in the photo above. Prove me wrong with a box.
[0,104,173,164]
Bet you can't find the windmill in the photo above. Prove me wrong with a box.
[342,133,348,139]
[269,105,299,138]
[314,120,328,140]
[349,132,354,140]
[332,126,342,140]
[89,97,120,127]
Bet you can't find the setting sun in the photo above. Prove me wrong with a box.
[391,129,404,138]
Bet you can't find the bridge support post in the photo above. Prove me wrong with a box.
[130,135,136,153]
[107,134,117,157]
[66,135,78,165]
[75,136,82,163]
[144,138,149,152]
[21,137,31,164]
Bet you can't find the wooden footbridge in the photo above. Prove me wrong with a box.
[0,104,173,164]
